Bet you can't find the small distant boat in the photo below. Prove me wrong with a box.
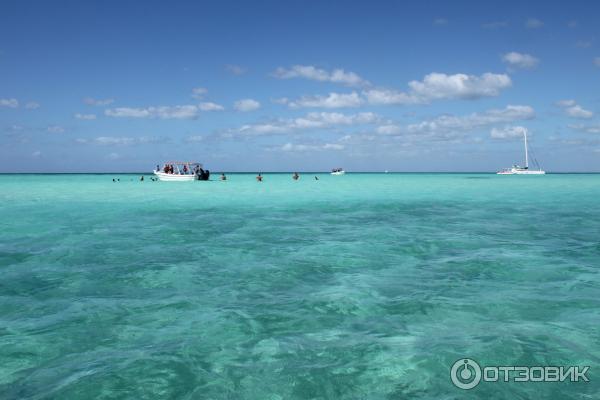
[154,161,210,181]
[497,129,545,175]
[331,168,345,175]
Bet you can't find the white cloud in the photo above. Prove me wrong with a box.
[378,105,535,137]
[569,124,600,134]
[272,65,369,87]
[363,88,416,105]
[198,102,224,111]
[47,125,65,133]
[566,105,593,119]
[185,135,204,142]
[225,64,246,75]
[77,136,161,145]
[283,92,363,108]
[433,18,448,26]
[364,72,511,105]
[105,105,199,119]
[25,102,40,109]
[490,125,528,139]
[526,18,544,29]
[84,97,114,106]
[280,142,345,152]
[191,87,208,99]
[0,98,18,108]
[594,57,600,67]
[32,150,41,158]
[74,113,97,120]
[234,98,261,112]
[557,99,593,119]
[502,52,540,69]
[234,111,380,136]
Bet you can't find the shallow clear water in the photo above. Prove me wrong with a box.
[0,173,599,399]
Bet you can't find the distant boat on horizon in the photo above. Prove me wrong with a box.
[497,129,545,175]
[331,168,345,175]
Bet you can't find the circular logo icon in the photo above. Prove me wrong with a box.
[451,358,481,390]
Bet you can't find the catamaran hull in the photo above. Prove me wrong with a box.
[497,170,546,175]
[154,171,196,181]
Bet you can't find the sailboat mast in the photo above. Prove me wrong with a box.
[524,129,529,169]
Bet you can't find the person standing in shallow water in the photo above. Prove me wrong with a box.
[220,173,227,181]
[256,173,262,182]
[292,172,299,180]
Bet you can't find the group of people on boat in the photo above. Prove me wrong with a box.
[331,168,343,173]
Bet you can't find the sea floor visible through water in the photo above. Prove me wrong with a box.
[0,173,599,399]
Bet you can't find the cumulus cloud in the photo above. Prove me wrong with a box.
[76,136,162,145]
[281,92,363,108]
[74,113,97,120]
[557,99,593,119]
[25,102,40,109]
[279,142,345,152]
[233,111,380,136]
[526,18,544,29]
[0,98,18,108]
[198,102,224,111]
[272,65,369,87]
[47,125,65,133]
[191,87,208,99]
[84,97,114,106]
[378,105,535,137]
[234,98,261,112]
[568,124,600,134]
[502,52,539,69]
[490,125,528,139]
[364,72,511,105]
[225,64,246,75]
[105,105,199,119]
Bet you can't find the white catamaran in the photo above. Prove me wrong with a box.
[497,129,545,175]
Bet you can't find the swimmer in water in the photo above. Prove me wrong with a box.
[220,173,227,181]
[256,173,263,182]
[315,176,319,180]
[292,172,299,180]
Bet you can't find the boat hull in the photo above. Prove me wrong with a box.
[154,171,196,181]
[497,170,545,175]
[331,171,345,175]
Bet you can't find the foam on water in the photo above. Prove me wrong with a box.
[0,173,599,399]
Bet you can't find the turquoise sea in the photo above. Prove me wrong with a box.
[0,173,599,399]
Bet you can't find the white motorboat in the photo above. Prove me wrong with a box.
[497,129,545,175]
[331,168,345,175]
[154,161,209,181]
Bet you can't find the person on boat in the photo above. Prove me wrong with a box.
[293,172,299,180]
[183,164,188,174]
[256,173,262,182]
[220,173,226,181]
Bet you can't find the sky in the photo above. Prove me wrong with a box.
[1,0,600,172]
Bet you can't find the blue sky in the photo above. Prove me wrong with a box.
[1,0,600,172]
